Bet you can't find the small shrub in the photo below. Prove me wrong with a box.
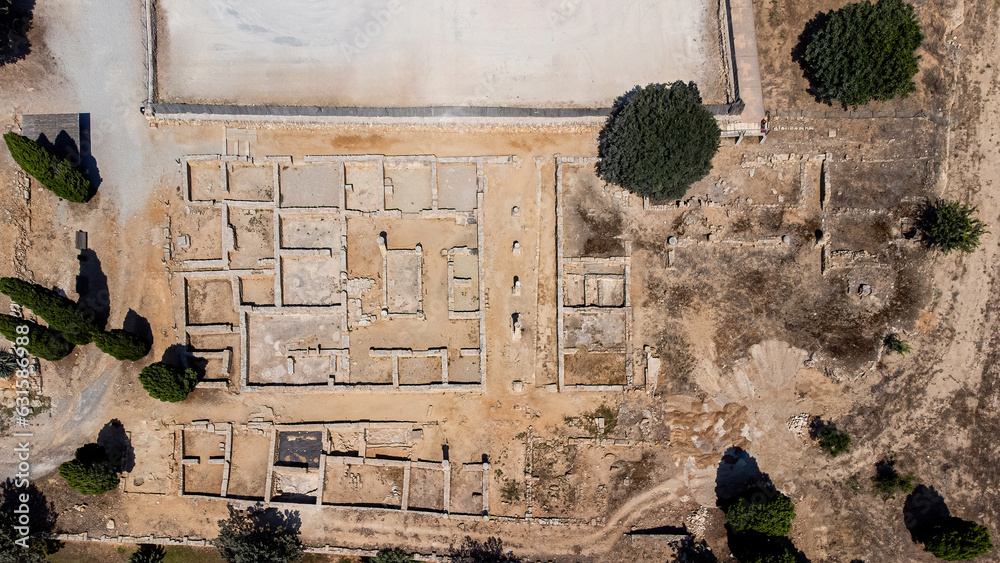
[0,277,98,344]
[501,481,520,503]
[57,443,120,495]
[871,462,915,499]
[128,544,166,563]
[0,314,74,361]
[816,423,851,457]
[139,362,200,402]
[921,517,993,561]
[3,132,92,202]
[724,490,797,537]
[0,349,17,378]
[93,329,151,361]
[885,334,912,355]
[919,200,989,255]
[370,549,416,563]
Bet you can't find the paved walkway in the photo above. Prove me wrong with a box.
[728,0,766,127]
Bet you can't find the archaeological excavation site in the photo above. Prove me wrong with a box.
[1,0,999,562]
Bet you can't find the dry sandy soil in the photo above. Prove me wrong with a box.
[1,0,1000,562]
[155,0,726,107]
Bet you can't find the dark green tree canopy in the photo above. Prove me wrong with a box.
[801,0,924,107]
[922,517,993,561]
[0,480,60,562]
[0,0,31,66]
[919,200,989,255]
[138,362,200,402]
[0,314,74,361]
[0,277,98,345]
[93,329,151,362]
[57,443,120,496]
[3,132,92,203]
[597,82,721,201]
[214,505,304,563]
[724,490,797,537]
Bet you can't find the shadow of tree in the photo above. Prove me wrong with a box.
[97,419,135,473]
[791,10,834,106]
[123,309,154,346]
[161,343,208,378]
[904,485,950,542]
[0,478,62,555]
[75,249,110,330]
[715,446,767,505]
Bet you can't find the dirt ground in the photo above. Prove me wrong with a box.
[1,0,1000,561]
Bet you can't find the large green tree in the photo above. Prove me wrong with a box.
[801,0,924,107]
[0,314,74,361]
[57,443,120,495]
[921,517,993,561]
[597,82,720,201]
[93,329,151,361]
[214,505,304,563]
[3,132,92,203]
[138,362,200,402]
[0,277,98,345]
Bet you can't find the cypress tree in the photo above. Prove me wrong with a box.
[3,132,92,202]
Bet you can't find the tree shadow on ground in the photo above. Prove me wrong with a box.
[904,485,950,542]
[715,446,767,505]
[670,535,718,563]
[233,503,301,534]
[75,249,110,329]
[123,309,154,346]
[790,10,835,106]
[96,419,135,473]
[0,478,62,554]
[77,113,101,189]
[727,529,810,563]
[161,343,208,378]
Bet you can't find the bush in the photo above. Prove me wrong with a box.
[93,329,151,361]
[3,132,92,202]
[886,334,912,355]
[0,277,98,344]
[724,490,796,537]
[921,517,993,561]
[597,82,721,201]
[0,314,74,361]
[128,544,165,563]
[57,443,120,495]
[214,505,303,563]
[371,549,416,563]
[801,0,924,107]
[816,424,851,457]
[871,462,915,499]
[139,362,200,402]
[919,200,989,255]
